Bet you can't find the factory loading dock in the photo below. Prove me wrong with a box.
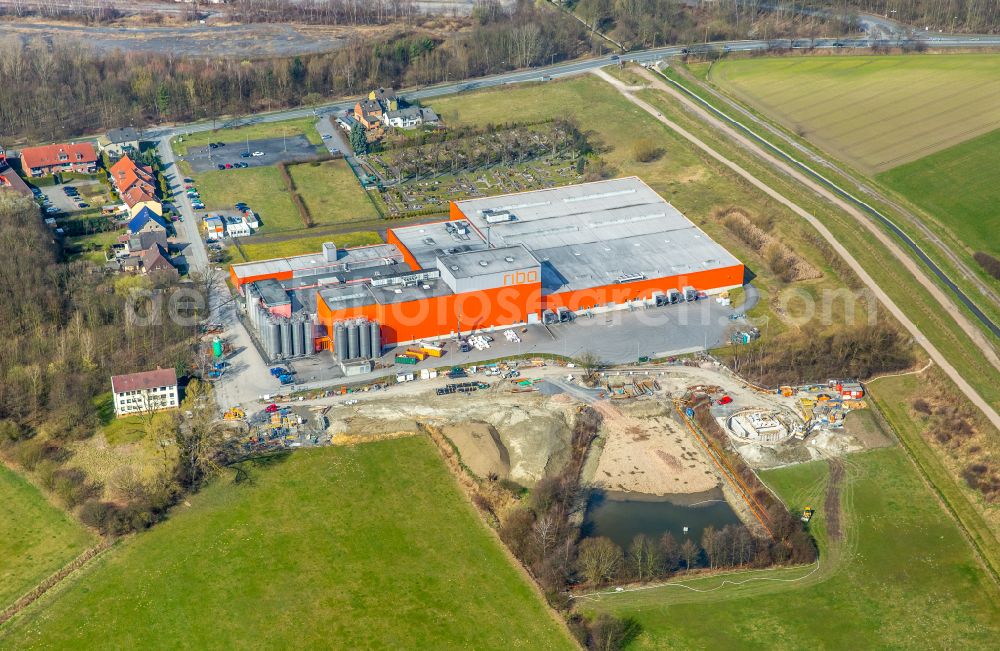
[230,178,744,360]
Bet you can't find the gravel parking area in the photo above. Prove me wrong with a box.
[39,180,106,215]
[185,136,318,173]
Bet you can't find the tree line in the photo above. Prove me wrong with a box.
[0,2,589,144]
[0,190,206,531]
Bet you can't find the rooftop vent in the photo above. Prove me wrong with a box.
[504,256,515,263]
[450,265,460,271]
[479,260,489,267]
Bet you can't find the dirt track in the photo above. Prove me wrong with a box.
[594,67,1000,432]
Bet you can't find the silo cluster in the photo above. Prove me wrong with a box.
[245,290,315,361]
[333,318,381,361]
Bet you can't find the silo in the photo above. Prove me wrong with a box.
[292,316,305,357]
[334,323,347,360]
[370,321,381,358]
[280,319,293,358]
[304,316,315,355]
[359,318,372,359]
[347,322,360,360]
[267,319,281,359]
[259,317,271,358]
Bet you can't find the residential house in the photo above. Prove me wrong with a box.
[110,367,179,417]
[0,147,31,196]
[110,155,162,216]
[353,99,383,130]
[369,87,399,112]
[382,107,440,130]
[19,142,98,177]
[126,230,168,255]
[140,244,178,277]
[128,206,169,235]
[100,128,141,158]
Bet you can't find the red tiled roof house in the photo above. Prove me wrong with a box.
[19,142,98,177]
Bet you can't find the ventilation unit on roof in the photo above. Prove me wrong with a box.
[450,265,460,271]
[482,209,515,224]
[478,260,489,267]
[504,256,515,263]
[615,272,646,284]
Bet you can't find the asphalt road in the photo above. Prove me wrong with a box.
[143,35,1000,143]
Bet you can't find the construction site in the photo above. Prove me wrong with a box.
[229,178,745,375]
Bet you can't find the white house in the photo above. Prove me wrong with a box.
[225,215,251,238]
[382,107,439,129]
[242,210,260,230]
[111,367,179,417]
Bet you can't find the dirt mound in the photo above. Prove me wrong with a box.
[442,422,511,480]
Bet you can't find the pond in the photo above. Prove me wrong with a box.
[581,488,742,550]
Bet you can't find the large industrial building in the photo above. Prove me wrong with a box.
[230,177,744,364]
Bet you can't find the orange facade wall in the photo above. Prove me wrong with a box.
[317,281,543,346]
[542,265,745,312]
[449,201,466,222]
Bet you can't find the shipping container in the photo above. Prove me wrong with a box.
[405,348,427,361]
[421,347,443,357]
[395,355,418,365]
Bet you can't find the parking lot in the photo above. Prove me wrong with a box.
[184,136,319,173]
[38,179,109,215]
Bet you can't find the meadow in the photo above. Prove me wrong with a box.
[709,54,1000,173]
[1,437,573,649]
[878,127,1000,256]
[0,466,96,609]
[195,166,301,234]
[579,448,1000,649]
[287,159,380,225]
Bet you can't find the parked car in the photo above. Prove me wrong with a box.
[251,151,265,157]
[184,177,194,183]
[216,142,226,147]
[208,143,218,149]
[240,151,251,158]
[45,206,59,213]
[235,203,248,210]
[321,134,331,140]
[225,163,233,169]
[217,163,225,170]
[237,162,249,168]
[77,202,89,209]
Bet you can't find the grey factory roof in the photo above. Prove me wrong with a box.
[391,219,488,270]
[231,243,402,281]
[318,277,452,311]
[452,177,741,292]
[437,244,538,279]
[253,278,290,307]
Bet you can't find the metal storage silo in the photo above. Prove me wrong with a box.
[280,319,293,358]
[305,316,315,355]
[334,323,347,360]
[370,321,381,358]
[347,322,361,360]
[267,319,281,359]
[292,316,305,357]
[359,319,372,359]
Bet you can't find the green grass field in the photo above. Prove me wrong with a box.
[710,54,1000,173]
[579,448,1000,649]
[1,437,572,649]
[195,166,301,234]
[0,467,96,609]
[288,159,379,225]
[233,230,383,262]
[173,117,324,156]
[878,127,1000,256]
